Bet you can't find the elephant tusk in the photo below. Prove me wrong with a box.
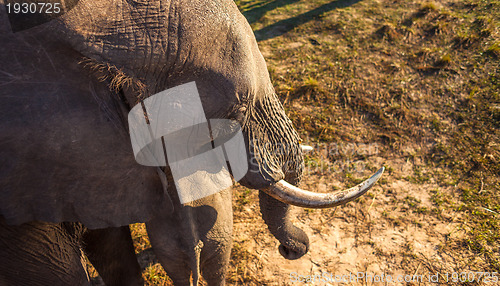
[300,145,314,153]
[262,167,385,208]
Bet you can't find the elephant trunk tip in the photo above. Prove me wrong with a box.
[278,241,309,260]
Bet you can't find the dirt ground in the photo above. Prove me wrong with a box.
[228,159,470,285]
[123,153,489,285]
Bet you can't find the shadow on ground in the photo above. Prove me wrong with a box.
[251,0,362,41]
[242,0,302,24]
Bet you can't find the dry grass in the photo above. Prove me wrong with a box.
[235,0,499,283]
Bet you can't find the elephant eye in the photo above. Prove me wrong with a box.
[228,106,247,123]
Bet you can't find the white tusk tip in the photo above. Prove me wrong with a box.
[300,145,314,153]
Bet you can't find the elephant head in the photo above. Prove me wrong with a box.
[0,0,383,260]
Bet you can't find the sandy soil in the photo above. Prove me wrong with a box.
[226,155,477,285]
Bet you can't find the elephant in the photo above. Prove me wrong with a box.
[0,0,384,285]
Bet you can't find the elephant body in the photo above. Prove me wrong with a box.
[0,23,154,285]
[1,0,304,235]
[0,25,169,229]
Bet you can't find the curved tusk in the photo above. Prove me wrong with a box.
[300,145,314,153]
[262,167,385,208]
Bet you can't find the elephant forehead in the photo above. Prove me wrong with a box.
[0,35,170,228]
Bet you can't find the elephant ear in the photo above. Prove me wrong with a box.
[0,33,171,229]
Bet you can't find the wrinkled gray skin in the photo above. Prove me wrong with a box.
[0,219,90,285]
[0,0,309,284]
[146,174,233,286]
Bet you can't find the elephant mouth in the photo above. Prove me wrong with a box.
[260,146,385,209]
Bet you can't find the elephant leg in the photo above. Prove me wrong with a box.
[83,226,143,286]
[0,219,90,286]
[200,241,232,286]
[146,218,194,286]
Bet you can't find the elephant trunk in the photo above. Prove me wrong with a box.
[237,91,308,259]
[258,191,309,260]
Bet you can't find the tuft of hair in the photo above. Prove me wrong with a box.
[79,58,148,102]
